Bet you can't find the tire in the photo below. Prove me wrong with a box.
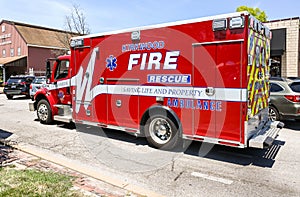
[144,114,180,150]
[6,95,13,100]
[37,99,53,124]
[269,106,280,121]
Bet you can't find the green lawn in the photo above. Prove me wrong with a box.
[0,167,84,197]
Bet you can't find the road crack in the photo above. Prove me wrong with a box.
[174,171,184,181]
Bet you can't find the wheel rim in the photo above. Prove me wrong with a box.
[269,108,277,121]
[38,103,48,121]
[149,118,172,145]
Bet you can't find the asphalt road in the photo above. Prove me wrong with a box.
[0,94,299,197]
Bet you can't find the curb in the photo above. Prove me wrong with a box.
[1,137,164,197]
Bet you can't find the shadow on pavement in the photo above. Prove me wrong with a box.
[75,123,148,146]
[0,129,13,140]
[0,129,15,166]
[74,124,284,168]
[33,118,76,130]
[283,120,300,131]
[184,140,285,168]
[56,122,76,130]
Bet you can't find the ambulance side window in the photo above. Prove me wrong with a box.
[55,60,69,80]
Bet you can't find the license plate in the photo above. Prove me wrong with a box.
[11,85,16,88]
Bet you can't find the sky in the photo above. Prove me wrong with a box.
[0,0,299,33]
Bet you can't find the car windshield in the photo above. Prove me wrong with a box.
[7,78,25,84]
[33,77,46,84]
[289,82,300,93]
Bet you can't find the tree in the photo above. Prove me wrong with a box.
[236,6,267,22]
[65,4,91,35]
[54,4,91,56]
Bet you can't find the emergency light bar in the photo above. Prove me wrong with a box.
[212,19,227,31]
[229,16,244,29]
[70,39,84,48]
[131,31,140,41]
[213,16,244,31]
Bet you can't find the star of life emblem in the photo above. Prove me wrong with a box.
[106,55,117,71]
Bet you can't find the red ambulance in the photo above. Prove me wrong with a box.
[30,12,283,150]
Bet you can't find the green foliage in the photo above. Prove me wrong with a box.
[236,6,268,22]
[0,168,83,196]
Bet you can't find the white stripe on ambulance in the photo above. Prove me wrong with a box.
[89,85,247,102]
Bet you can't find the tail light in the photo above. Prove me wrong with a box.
[30,84,32,90]
[20,81,26,86]
[284,95,300,102]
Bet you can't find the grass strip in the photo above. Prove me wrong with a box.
[0,167,83,196]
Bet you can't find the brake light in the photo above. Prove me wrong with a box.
[20,81,26,85]
[284,95,300,102]
[30,84,32,90]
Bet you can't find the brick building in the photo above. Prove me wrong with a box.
[265,17,300,77]
[0,20,75,82]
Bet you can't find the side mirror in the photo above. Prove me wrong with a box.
[46,61,51,79]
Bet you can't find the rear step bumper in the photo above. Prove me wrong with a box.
[249,121,284,149]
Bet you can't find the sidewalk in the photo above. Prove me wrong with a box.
[0,133,164,197]
[0,143,139,197]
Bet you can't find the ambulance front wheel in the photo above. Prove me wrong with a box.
[145,114,180,150]
[37,99,53,124]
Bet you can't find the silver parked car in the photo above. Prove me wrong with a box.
[269,77,300,121]
[29,76,46,100]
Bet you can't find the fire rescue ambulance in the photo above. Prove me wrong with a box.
[30,12,283,150]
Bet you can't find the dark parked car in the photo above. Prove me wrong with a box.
[269,78,300,121]
[3,75,35,99]
[29,76,46,100]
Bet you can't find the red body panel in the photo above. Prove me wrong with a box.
[42,12,271,148]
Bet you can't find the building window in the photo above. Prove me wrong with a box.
[1,25,5,33]
[17,47,21,56]
[2,49,6,58]
[270,56,281,77]
[10,48,14,57]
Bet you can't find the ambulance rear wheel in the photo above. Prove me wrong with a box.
[37,99,53,124]
[145,114,180,150]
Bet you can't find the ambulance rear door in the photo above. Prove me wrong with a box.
[193,39,245,143]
